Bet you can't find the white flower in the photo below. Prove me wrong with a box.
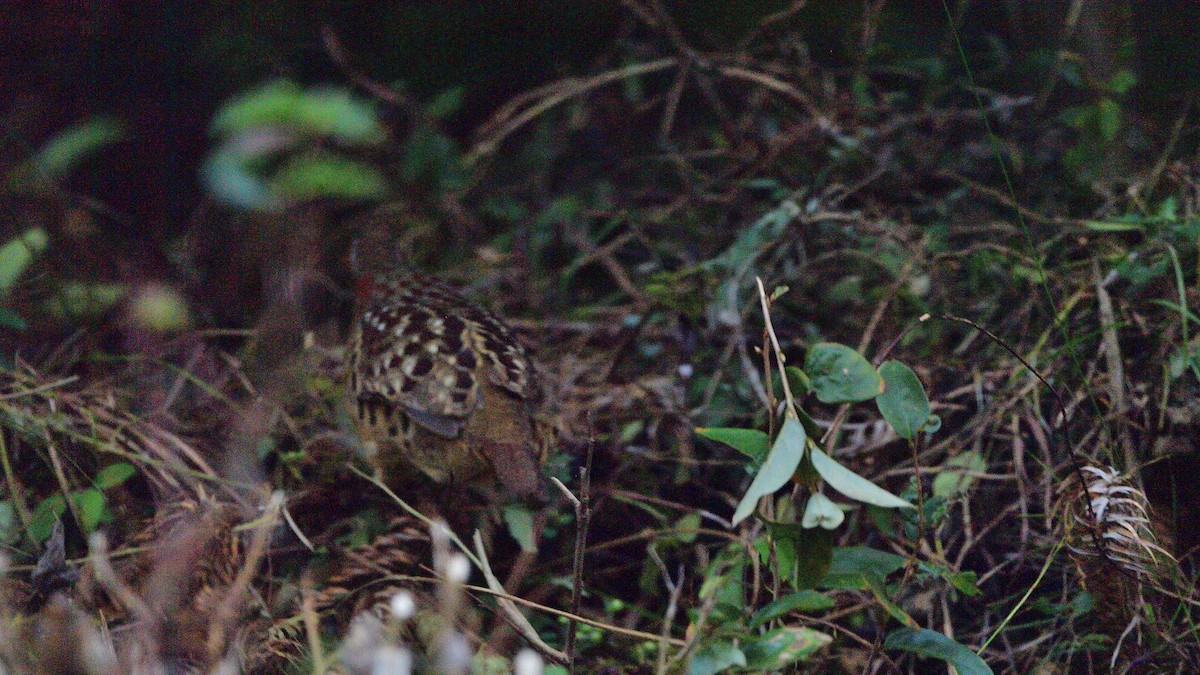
[802,491,845,529]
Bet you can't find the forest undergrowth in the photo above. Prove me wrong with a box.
[0,2,1198,674]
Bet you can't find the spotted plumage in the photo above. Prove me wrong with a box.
[348,269,547,500]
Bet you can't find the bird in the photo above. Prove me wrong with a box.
[346,261,549,503]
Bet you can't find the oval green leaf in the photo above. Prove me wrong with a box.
[34,117,126,179]
[95,462,137,490]
[74,488,108,533]
[876,360,930,441]
[503,505,537,552]
[695,427,770,463]
[822,546,909,589]
[885,628,993,675]
[748,590,835,628]
[0,228,49,293]
[742,627,832,669]
[732,417,806,525]
[805,343,882,403]
[273,153,389,202]
[809,446,912,509]
[784,366,811,397]
[689,640,746,675]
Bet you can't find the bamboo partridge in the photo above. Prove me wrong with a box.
[347,267,548,501]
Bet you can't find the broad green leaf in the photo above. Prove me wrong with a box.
[29,493,67,543]
[213,80,383,144]
[0,228,49,293]
[689,640,746,675]
[212,80,304,132]
[822,546,908,589]
[809,446,912,508]
[695,427,770,463]
[748,590,835,628]
[295,88,385,143]
[742,627,832,669]
[767,523,834,590]
[885,628,993,675]
[273,153,388,201]
[805,343,883,403]
[95,462,137,490]
[33,117,125,179]
[944,570,981,597]
[73,488,107,532]
[732,418,805,525]
[801,492,844,530]
[932,450,986,498]
[503,505,537,552]
[784,366,811,397]
[876,361,930,440]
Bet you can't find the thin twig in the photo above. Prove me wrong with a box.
[563,433,594,671]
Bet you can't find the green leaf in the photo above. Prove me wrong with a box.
[131,285,191,331]
[944,570,981,597]
[876,361,930,440]
[424,86,466,119]
[885,628,992,675]
[0,306,27,330]
[212,80,304,132]
[1096,98,1121,143]
[805,343,883,403]
[0,502,15,545]
[689,639,746,675]
[95,462,137,490]
[503,505,537,552]
[273,153,389,202]
[73,488,108,532]
[767,522,834,590]
[0,228,49,293]
[932,450,986,498]
[809,446,912,508]
[792,405,823,444]
[822,546,908,589]
[784,366,811,397]
[673,512,701,544]
[201,147,274,209]
[695,427,770,463]
[732,417,806,525]
[748,590,835,628]
[46,282,125,319]
[29,494,67,543]
[295,89,385,143]
[33,117,125,179]
[212,80,383,144]
[742,627,832,669]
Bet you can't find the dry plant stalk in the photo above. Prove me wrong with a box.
[1055,463,1177,665]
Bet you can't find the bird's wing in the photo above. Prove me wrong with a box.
[351,275,534,438]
